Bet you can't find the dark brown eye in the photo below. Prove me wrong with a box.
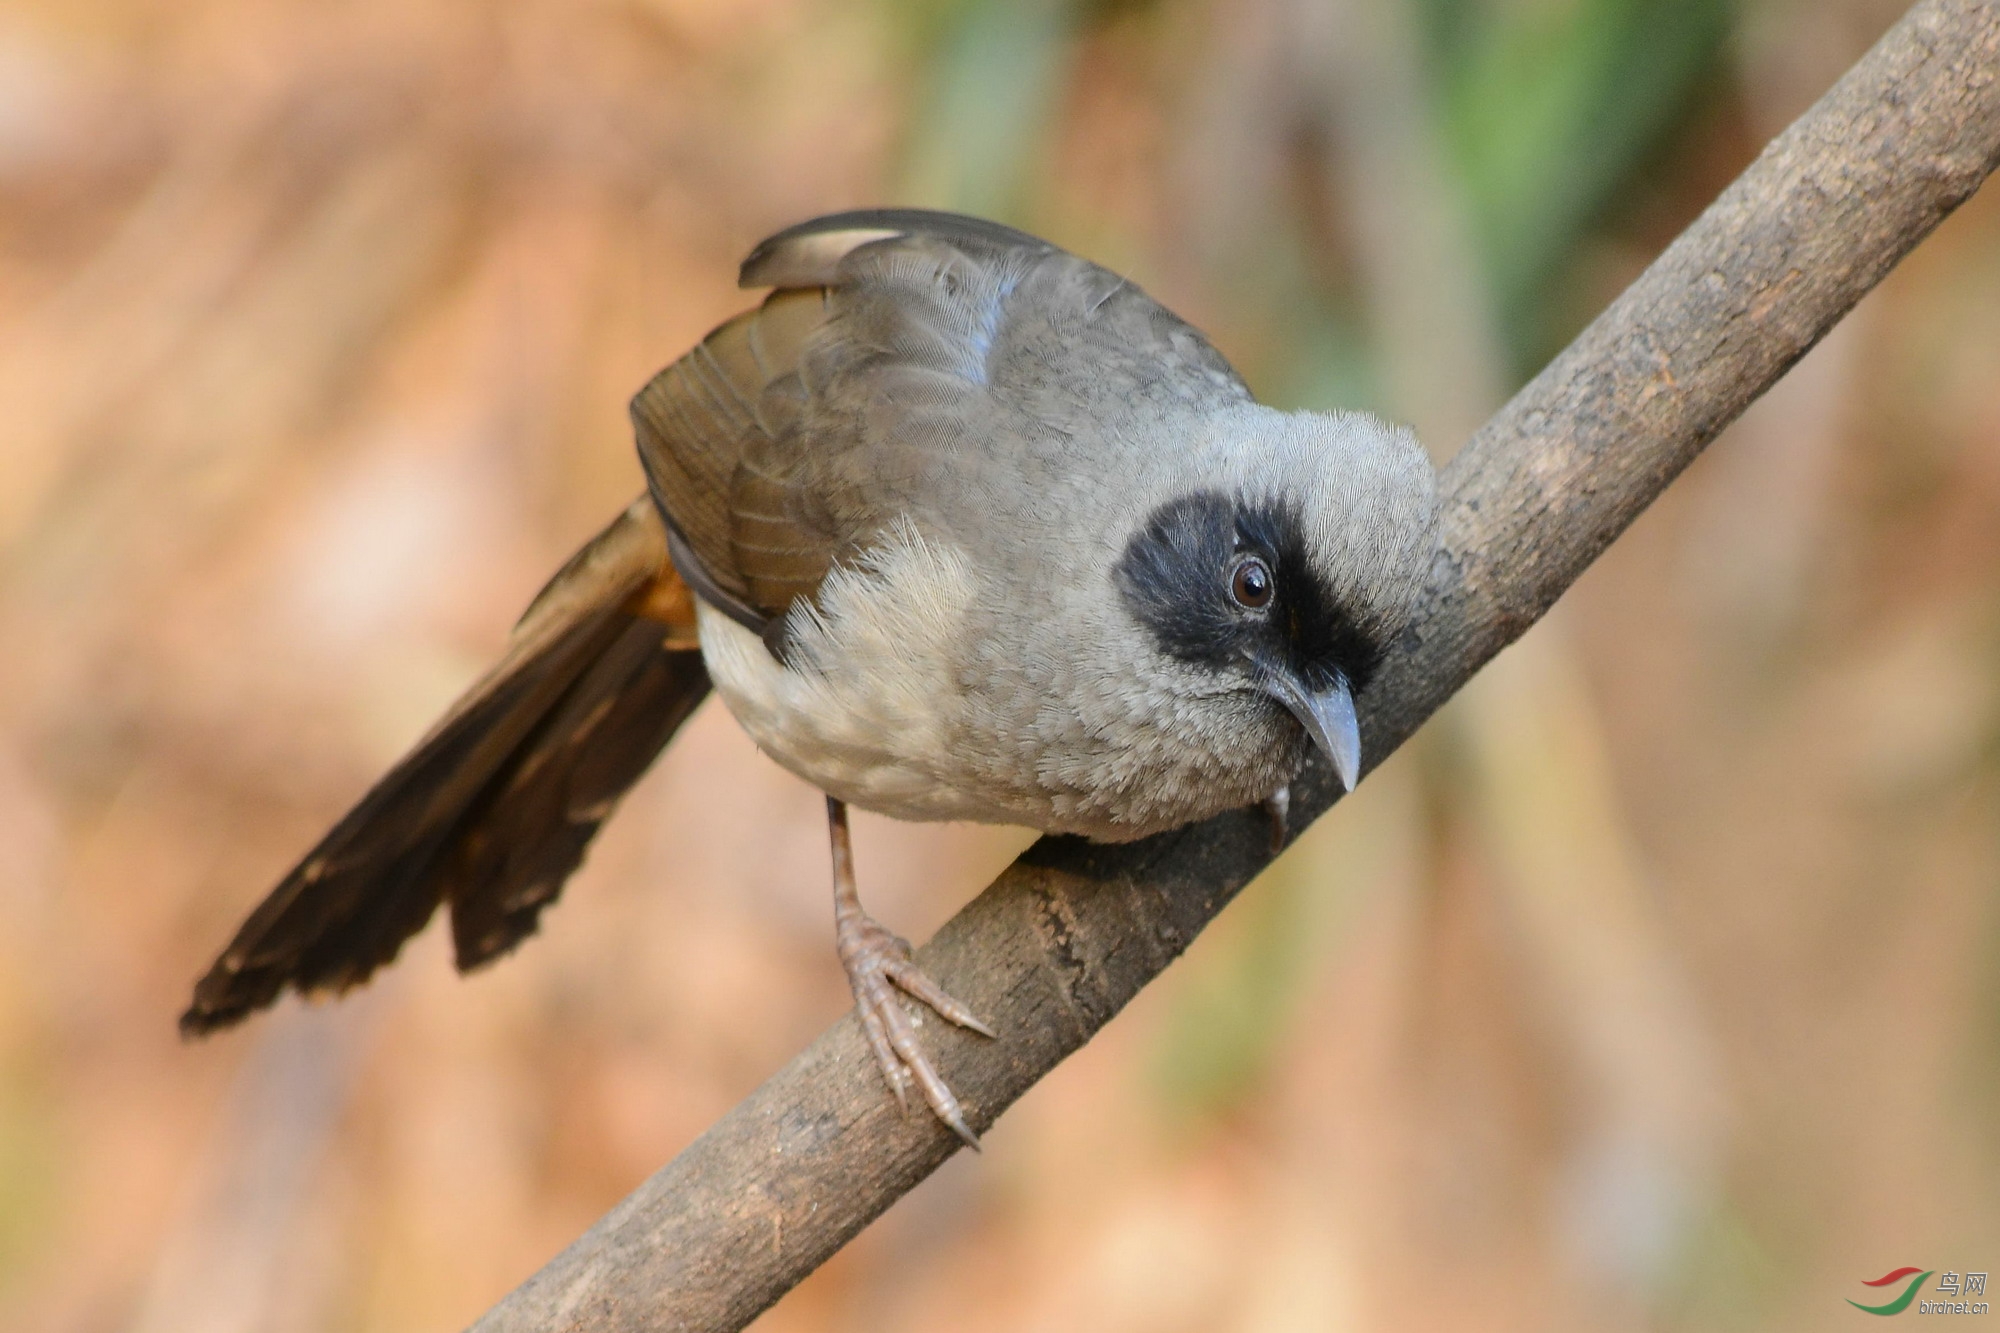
[1230,557,1274,609]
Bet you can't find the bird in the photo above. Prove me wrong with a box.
[181,208,1439,1146]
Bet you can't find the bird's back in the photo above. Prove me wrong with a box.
[631,209,1254,642]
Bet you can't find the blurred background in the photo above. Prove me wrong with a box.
[1,0,1996,1328]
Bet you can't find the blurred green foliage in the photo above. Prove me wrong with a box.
[0,1060,56,1300]
[890,0,1080,220]
[1422,0,1734,368]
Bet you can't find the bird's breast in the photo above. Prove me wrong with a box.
[694,525,1015,824]
[694,521,1302,837]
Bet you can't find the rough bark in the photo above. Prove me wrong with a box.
[471,2,2000,1328]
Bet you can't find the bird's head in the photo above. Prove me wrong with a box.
[1114,407,1437,793]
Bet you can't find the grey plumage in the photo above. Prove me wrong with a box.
[183,210,1438,1137]
[637,209,1436,839]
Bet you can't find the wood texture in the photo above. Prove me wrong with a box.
[471,2,2000,1328]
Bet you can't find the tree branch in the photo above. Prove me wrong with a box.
[472,2,2000,1328]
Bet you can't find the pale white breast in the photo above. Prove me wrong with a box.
[696,520,1009,824]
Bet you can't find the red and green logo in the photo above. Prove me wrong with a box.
[1849,1267,1933,1316]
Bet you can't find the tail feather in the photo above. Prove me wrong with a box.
[181,498,708,1036]
[445,620,710,970]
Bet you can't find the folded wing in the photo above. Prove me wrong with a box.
[631,209,1249,641]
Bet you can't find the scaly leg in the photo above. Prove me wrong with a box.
[828,796,994,1147]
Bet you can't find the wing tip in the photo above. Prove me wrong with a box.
[739,223,904,289]
[738,208,1057,289]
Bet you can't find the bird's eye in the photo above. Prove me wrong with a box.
[1230,557,1274,609]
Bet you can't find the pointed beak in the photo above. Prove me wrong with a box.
[1263,667,1362,793]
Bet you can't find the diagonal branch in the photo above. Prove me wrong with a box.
[472,3,2000,1329]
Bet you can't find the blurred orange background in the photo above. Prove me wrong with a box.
[1,0,1997,1330]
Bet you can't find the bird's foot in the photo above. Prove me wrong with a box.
[837,909,996,1148]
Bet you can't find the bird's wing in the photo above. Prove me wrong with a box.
[182,499,709,1034]
[630,208,1251,633]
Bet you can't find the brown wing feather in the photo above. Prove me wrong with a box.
[630,288,837,627]
[181,499,708,1034]
[629,209,1247,640]
[629,211,1066,629]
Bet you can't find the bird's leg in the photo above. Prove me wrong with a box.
[827,796,995,1148]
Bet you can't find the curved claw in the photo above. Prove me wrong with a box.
[842,920,992,1148]
[1263,784,1292,853]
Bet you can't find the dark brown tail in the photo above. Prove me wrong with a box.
[182,498,710,1035]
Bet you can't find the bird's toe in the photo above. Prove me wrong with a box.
[838,915,991,1148]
